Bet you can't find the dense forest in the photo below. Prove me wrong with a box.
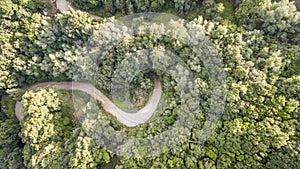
[0,0,300,168]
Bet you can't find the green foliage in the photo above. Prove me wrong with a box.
[20,88,63,168]
[18,0,52,11]
[129,73,154,108]
[80,13,299,168]
[95,149,111,164]
[71,0,98,10]
[69,136,97,168]
[0,2,98,95]
[70,0,227,18]
[19,88,111,168]
[216,0,234,21]
[206,145,219,160]
[0,0,299,168]
[0,115,24,169]
[235,0,271,27]
[235,0,300,43]
[1,95,17,119]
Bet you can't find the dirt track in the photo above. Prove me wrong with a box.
[15,76,162,127]
[15,1,162,127]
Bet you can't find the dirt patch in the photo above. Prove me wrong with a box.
[132,88,149,109]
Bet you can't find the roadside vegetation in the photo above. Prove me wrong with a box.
[0,0,299,168]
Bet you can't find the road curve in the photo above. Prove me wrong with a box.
[15,1,162,126]
[56,0,70,14]
[15,76,162,127]
[56,0,101,19]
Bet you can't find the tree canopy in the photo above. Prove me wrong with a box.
[0,0,299,168]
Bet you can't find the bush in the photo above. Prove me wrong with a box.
[71,0,98,10]
[0,95,17,120]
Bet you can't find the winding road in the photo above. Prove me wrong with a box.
[15,0,162,127]
[15,76,162,127]
[56,0,70,14]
